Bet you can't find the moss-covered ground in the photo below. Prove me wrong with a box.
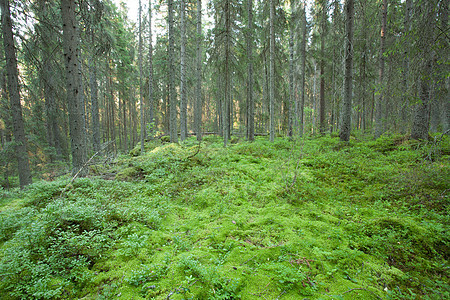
[0,134,448,299]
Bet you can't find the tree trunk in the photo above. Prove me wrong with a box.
[180,0,187,141]
[168,0,177,143]
[0,0,32,187]
[148,0,154,139]
[223,0,231,147]
[375,0,387,138]
[319,0,327,135]
[288,0,295,138]
[89,57,101,154]
[61,0,87,176]
[269,0,275,142]
[299,1,307,137]
[401,0,412,133]
[339,0,354,142]
[195,0,202,141]
[411,2,435,140]
[246,0,254,141]
[139,0,145,153]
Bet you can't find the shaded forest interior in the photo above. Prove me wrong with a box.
[0,0,448,186]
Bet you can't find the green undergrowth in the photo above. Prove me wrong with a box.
[0,133,448,299]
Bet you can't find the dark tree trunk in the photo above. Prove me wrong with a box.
[339,0,354,141]
[0,0,32,187]
[246,0,254,141]
[195,0,203,141]
[375,0,387,138]
[168,0,177,143]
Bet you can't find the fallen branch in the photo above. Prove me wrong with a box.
[60,141,113,198]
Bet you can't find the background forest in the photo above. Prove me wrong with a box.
[0,0,448,186]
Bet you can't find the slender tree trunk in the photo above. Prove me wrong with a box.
[319,0,327,135]
[223,0,231,147]
[168,0,177,143]
[195,0,203,141]
[61,0,87,176]
[139,0,145,153]
[89,57,101,154]
[246,0,254,141]
[180,0,187,141]
[288,0,295,138]
[375,0,387,138]
[0,0,32,187]
[411,2,434,140]
[148,0,154,138]
[401,0,412,133]
[299,1,307,137]
[269,0,275,142]
[339,0,354,141]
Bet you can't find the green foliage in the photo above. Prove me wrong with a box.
[1,135,448,299]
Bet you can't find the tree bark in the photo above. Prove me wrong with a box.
[246,0,254,141]
[0,0,32,187]
[299,1,307,137]
[61,0,87,176]
[288,0,295,138]
[195,0,202,141]
[375,0,387,138]
[319,0,327,135]
[139,0,145,153]
[180,0,187,141]
[339,0,354,142]
[168,0,177,143]
[223,0,231,147]
[269,0,275,142]
[148,0,154,139]
[411,2,435,140]
[89,57,101,154]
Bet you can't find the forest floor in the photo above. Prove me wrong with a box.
[0,134,449,299]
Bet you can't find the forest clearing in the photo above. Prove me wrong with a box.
[0,135,448,299]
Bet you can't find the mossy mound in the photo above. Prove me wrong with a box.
[0,135,448,299]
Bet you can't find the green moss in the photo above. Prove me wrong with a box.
[1,135,448,299]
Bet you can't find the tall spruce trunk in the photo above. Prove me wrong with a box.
[375,0,387,138]
[411,2,435,140]
[61,0,87,176]
[180,0,187,141]
[401,0,412,133]
[195,0,203,141]
[139,0,145,153]
[246,0,255,141]
[288,0,295,138]
[168,0,177,143]
[0,0,32,187]
[89,57,101,154]
[269,0,275,142]
[299,2,307,137]
[223,0,231,147]
[148,0,154,138]
[319,0,327,135]
[339,0,354,141]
